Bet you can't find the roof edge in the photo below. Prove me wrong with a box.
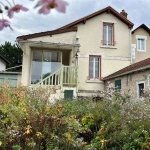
[0,55,10,64]
[132,24,150,34]
[103,65,150,80]
[58,6,134,30]
[17,26,78,40]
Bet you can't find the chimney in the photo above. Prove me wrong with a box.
[120,9,128,18]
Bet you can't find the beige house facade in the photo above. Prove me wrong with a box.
[132,24,150,63]
[17,6,134,98]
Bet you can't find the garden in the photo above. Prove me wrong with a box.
[0,85,150,150]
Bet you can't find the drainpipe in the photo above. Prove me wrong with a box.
[129,29,132,64]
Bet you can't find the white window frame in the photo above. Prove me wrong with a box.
[136,35,147,52]
[103,24,113,46]
[136,81,145,97]
[89,56,101,79]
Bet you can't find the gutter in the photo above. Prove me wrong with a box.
[17,40,80,48]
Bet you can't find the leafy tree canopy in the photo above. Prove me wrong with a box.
[0,41,23,72]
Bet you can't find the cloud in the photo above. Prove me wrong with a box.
[0,0,150,45]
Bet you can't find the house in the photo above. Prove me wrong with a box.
[16,6,134,99]
[0,54,10,71]
[0,55,21,87]
[103,58,150,98]
[0,72,22,87]
[131,24,150,63]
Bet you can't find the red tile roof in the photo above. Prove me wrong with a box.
[58,6,134,29]
[103,58,150,80]
[17,27,77,40]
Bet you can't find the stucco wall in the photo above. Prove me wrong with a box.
[0,58,6,71]
[105,69,150,98]
[21,31,77,86]
[29,32,77,44]
[21,44,32,86]
[75,12,131,91]
[132,28,150,63]
[21,12,131,92]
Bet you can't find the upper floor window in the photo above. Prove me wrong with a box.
[89,56,101,79]
[136,35,147,52]
[138,39,145,51]
[102,23,114,46]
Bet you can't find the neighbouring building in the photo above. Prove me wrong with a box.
[0,54,10,71]
[131,24,150,63]
[103,58,150,98]
[16,6,134,99]
[0,55,21,87]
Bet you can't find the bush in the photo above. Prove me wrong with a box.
[0,85,150,149]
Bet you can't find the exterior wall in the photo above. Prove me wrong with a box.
[0,73,21,87]
[76,12,131,91]
[132,28,150,63]
[21,32,77,86]
[21,12,131,92]
[105,69,150,98]
[0,58,6,71]
[21,44,32,86]
[17,74,22,87]
[29,32,77,44]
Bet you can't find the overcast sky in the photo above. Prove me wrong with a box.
[0,0,150,45]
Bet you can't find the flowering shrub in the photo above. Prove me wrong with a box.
[0,0,69,31]
[0,85,150,149]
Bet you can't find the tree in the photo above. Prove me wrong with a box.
[0,41,22,72]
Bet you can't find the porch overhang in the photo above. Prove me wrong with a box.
[17,40,80,53]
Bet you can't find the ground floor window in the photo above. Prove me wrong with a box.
[115,79,121,91]
[137,82,145,97]
[89,56,101,79]
[31,50,61,84]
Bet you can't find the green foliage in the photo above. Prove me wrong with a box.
[0,86,150,149]
[0,41,22,71]
[12,145,22,150]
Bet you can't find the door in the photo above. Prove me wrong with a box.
[138,83,144,97]
[31,50,61,84]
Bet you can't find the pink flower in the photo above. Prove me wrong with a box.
[35,0,68,14]
[0,19,13,31]
[8,4,29,19]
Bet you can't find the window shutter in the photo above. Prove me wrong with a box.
[115,80,121,91]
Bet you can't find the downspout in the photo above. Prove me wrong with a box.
[129,28,132,64]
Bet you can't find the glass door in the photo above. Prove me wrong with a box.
[31,50,61,84]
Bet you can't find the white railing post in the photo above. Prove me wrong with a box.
[60,65,64,91]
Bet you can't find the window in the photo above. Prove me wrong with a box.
[137,81,145,97]
[31,50,61,84]
[89,56,101,79]
[102,23,114,46]
[115,79,121,91]
[136,35,147,52]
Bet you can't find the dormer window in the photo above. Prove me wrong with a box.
[102,23,114,46]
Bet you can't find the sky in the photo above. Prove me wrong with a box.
[0,0,150,45]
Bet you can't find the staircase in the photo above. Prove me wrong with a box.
[30,65,78,101]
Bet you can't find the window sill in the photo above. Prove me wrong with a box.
[100,45,117,49]
[137,50,146,52]
[86,80,103,83]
